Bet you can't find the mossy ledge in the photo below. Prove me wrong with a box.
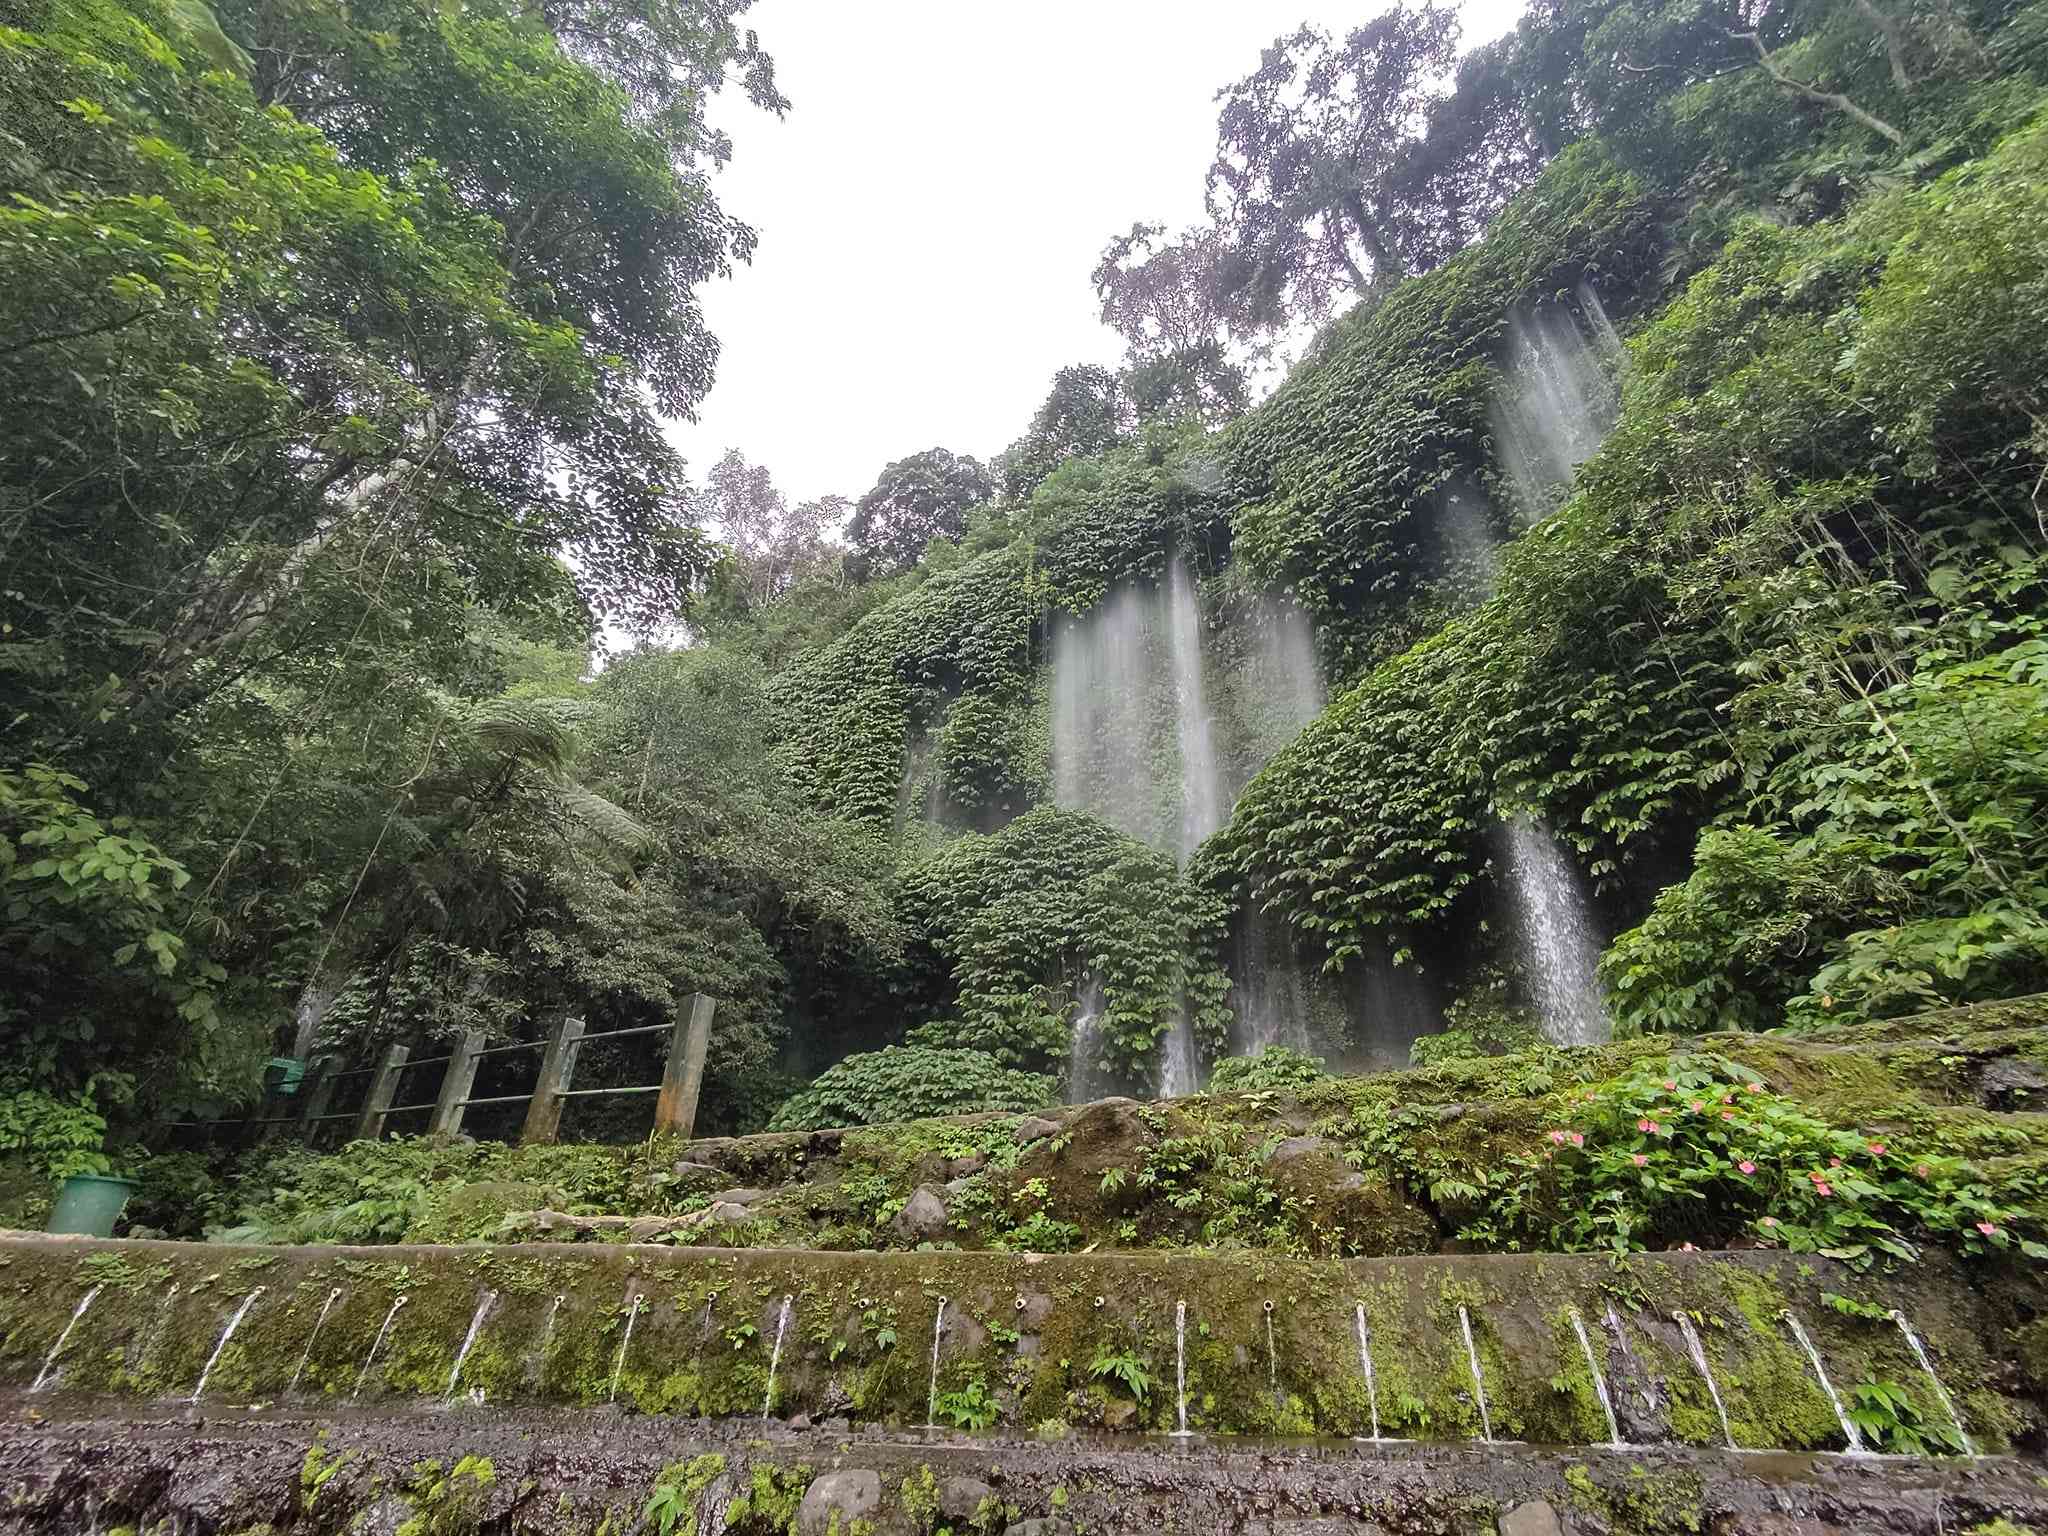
[0,1235,2039,1457]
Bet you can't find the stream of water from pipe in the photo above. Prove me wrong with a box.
[189,1288,265,1404]
[1781,1310,1864,1453]
[447,1289,499,1398]
[353,1296,408,1399]
[31,1286,103,1393]
[289,1288,345,1395]
[1457,1306,1493,1443]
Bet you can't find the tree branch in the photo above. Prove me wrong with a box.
[1729,30,1906,146]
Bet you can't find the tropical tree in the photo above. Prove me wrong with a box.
[848,448,995,577]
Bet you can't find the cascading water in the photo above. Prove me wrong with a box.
[611,1292,643,1403]
[1888,1309,1975,1456]
[447,1289,499,1399]
[924,1295,948,1429]
[189,1287,265,1404]
[1457,1305,1494,1443]
[1261,1301,1278,1400]
[1672,1311,1737,1449]
[1568,1308,1623,1447]
[540,1293,567,1364]
[1066,979,1106,1106]
[1500,815,1609,1045]
[31,1286,103,1393]
[760,1294,792,1420]
[1167,560,1222,863]
[353,1295,408,1399]
[1353,1303,1381,1441]
[1780,1310,1864,1454]
[289,1288,345,1395]
[1488,283,1625,524]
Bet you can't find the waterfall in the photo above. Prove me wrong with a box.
[1781,1309,1864,1453]
[1488,283,1625,524]
[1159,1009,1199,1098]
[1231,909,1315,1058]
[1066,979,1106,1105]
[1500,816,1609,1046]
[1167,559,1223,862]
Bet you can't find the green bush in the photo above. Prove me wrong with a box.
[767,1046,1058,1132]
[1207,1046,1329,1094]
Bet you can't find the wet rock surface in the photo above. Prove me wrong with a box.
[0,1397,2041,1536]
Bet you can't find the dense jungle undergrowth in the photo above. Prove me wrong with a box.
[5,0,2048,1253]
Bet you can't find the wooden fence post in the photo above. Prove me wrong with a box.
[299,1056,338,1143]
[520,1016,584,1146]
[355,1044,410,1142]
[653,993,717,1139]
[430,1030,484,1139]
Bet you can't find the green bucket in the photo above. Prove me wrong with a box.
[47,1174,139,1238]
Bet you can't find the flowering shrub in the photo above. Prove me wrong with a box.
[1472,1053,2047,1266]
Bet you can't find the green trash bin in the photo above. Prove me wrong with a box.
[47,1174,139,1237]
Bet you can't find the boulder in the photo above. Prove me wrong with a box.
[1013,1115,1063,1145]
[796,1470,880,1536]
[892,1184,950,1242]
[1981,1054,2047,1110]
[940,1475,996,1523]
[706,1186,769,1207]
[1001,1521,1072,1536]
[1266,1136,1328,1165]
[703,1201,753,1226]
[1498,1501,1564,1536]
[946,1152,988,1178]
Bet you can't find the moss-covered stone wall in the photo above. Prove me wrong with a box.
[0,1236,2034,1457]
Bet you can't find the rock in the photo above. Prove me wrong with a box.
[1248,1523,1391,1536]
[944,1176,975,1196]
[892,1184,950,1241]
[1266,1136,1328,1165]
[940,1475,996,1522]
[704,1201,753,1226]
[785,1411,811,1429]
[946,1152,987,1177]
[668,1160,722,1182]
[1710,1521,1852,1536]
[1002,1522,1072,1536]
[1013,1115,1063,1145]
[1981,1054,2047,1109]
[706,1186,768,1206]
[1498,1501,1564,1536]
[796,1470,880,1536]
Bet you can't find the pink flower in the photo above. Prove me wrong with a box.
[1662,1080,1677,1092]
[1914,1163,1931,1179]
[1868,1143,1886,1156]
[1720,1094,1733,1105]
[1570,1132,1584,1147]
[1549,1130,1566,1145]
[1721,1110,1736,1120]
[1638,1118,1655,1133]
[1746,1081,1763,1093]
[1690,1100,1705,1114]
[1814,1182,1833,1197]
[1738,1161,1756,1175]
[1761,1216,1780,1228]
[1680,1242,1697,1252]
[1632,1154,1648,1167]
[1976,1221,1999,1236]
[1829,1157,1842,1168]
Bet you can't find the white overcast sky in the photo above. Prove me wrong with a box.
[670,0,1526,510]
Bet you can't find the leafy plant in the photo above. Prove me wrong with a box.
[1088,1350,1153,1403]
[934,1378,999,1431]
[1845,1378,1968,1456]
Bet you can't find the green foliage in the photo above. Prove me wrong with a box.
[1461,1053,2048,1265]
[1087,1349,1153,1403]
[0,1083,115,1180]
[933,1378,999,1430]
[1845,1378,1970,1456]
[1206,1046,1328,1095]
[898,808,1232,1081]
[643,1455,728,1536]
[767,1048,1056,1133]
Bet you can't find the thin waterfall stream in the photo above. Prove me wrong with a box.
[1457,1306,1494,1443]
[1781,1310,1864,1453]
[1673,1312,1737,1449]
[761,1295,793,1421]
[189,1288,265,1404]
[1353,1303,1381,1441]
[31,1286,103,1393]
[353,1295,409,1399]
[289,1288,345,1395]
[1888,1309,1975,1456]
[924,1296,948,1429]
[136,1283,182,1378]
[1568,1308,1622,1446]
[610,1292,644,1403]
[447,1289,499,1398]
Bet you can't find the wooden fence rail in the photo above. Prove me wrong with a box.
[163,994,719,1148]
